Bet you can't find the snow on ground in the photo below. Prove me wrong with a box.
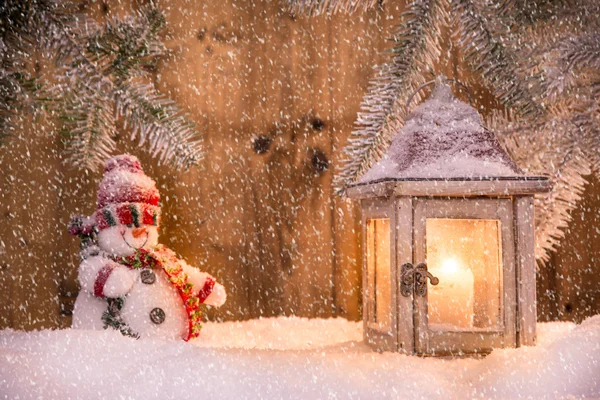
[194,317,363,350]
[0,316,599,400]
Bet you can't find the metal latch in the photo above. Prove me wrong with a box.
[400,263,439,297]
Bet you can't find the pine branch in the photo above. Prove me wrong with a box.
[115,81,203,169]
[541,34,600,101]
[0,0,74,138]
[560,32,600,74]
[494,0,600,88]
[571,106,600,171]
[491,111,593,262]
[282,0,382,15]
[62,90,117,169]
[333,0,446,193]
[84,6,166,81]
[59,38,202,170]
[534,151,590,261]
[0,60,59,142]
[0,1,203,171]
[497,0,600,31]
[487,1,599,263]
[52,5,203,170]
[451,0,542,117]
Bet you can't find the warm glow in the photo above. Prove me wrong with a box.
[442,258,459,275]
[426,218,502,332]
[432,257,475,329]
[366,218,391,332]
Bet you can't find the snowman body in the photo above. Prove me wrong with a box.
[119,265,189,340]
[73,223,226,340]
[74,265,190,338]
[71,154,226,340]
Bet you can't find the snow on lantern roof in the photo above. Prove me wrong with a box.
[357,82,524,185]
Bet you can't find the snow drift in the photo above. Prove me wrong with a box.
[0,316,599,399]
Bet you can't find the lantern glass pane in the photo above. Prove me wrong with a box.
[366,218,391,332]
[426,218,503,332]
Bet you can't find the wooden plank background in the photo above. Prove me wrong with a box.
[0,0,598,330]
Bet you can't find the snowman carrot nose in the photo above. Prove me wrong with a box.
[132,227,147,238]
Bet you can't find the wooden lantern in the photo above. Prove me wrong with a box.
[347,81,552,356]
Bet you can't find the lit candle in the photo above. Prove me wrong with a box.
[429,258,475,330]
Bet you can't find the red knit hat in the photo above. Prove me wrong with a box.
[94,155,161,231]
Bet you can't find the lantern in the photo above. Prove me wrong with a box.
[347,79,552,356]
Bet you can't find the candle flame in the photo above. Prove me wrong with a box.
[442,258,459,275]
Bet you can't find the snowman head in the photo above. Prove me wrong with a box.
[98,224,159,256]
[94,155,161,256]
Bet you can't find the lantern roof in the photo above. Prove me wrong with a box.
[358,83,524,183]
[347,82,552,199]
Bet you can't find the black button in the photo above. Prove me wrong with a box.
[141,269,156,285]
[149,308,165,324]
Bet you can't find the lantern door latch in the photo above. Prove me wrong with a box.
[400,263,439,297]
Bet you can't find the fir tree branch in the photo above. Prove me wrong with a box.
[0,1,203,171]
[535,150,590,262]
[491,111,593,262]
[115,81,203,169]
[84,7,166,82]
[451,0,542,117]
[559,33,600,74]
[0,1,73,138]
[51,5,203,170]
[282,0,382,16]
[333,0,446,193]
[62,90,117,169]
[541,34,600,101]
[497,0,600,30]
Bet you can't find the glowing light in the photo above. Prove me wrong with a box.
[442,258,459,275]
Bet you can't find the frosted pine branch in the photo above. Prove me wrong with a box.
[491,111,593,262]
[282,0,383,15]
[54,6,202,171]
[497,0,600,30]
[451,0,542,116]
[333,0,446,193]
[0,1,203,171]
[115,82,203,169]
[63,91,117,169]
[84,7,166,81]
[0,0,75,138]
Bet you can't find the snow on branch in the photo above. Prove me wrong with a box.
[497,0,600,30]
[0,1,203,171]
[282,0,382,16]
[491,111,593,262]
[451,0,542,117]
[0,0,76,140]
[115,82,203,169]
[297,0,597,263]
[57,6,202,171]
[83,7,167,81]
[63,90,117,169]
[55,9,202,170]
[333,0,446,193]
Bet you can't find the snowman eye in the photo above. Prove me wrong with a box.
[127,224,133,228]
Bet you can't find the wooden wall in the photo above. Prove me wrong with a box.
[538,174,600,323]
[0,0,598,330]
[0,0,407,328]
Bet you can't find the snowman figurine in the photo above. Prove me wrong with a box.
[69,154,226,340]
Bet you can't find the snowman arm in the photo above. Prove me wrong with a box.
[181,262,227,307]
[78,255,135,298]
